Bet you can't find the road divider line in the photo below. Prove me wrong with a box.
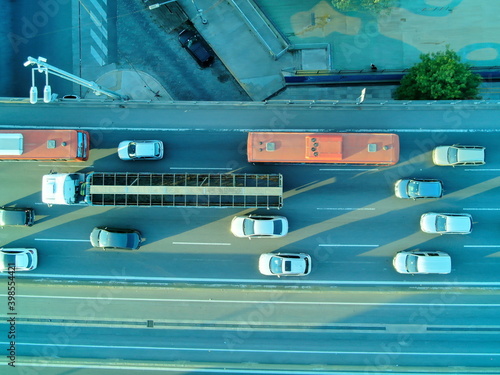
[319,244,379,248]
[18,274,500,287]
[463,208,500,211]
[170,167,232,170]
[34,239,89,242]
[464,169,500,171]
[173,242,231,246]
[8,294,500,307]
[319,168,377,171]
[464,245,500,248]
[317,208,375,211]
[8,342,500,356]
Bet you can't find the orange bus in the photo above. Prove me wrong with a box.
[247,132,399,165]
[0,129,90,161]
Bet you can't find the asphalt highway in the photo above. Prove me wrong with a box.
[1,106,500,372]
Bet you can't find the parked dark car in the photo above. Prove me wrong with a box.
[90,227,143,250]
[0,207,35,227]
[178,29,214,68]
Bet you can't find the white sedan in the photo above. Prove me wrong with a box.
[420,213,472,234]
[0,248,38,272]
[230,215,288,238]
[259,253,311,276]
[118,140,164,160]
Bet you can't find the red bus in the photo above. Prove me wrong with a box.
[0,129,90,161]
[247,132,399,165]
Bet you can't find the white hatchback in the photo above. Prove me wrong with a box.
[231,215,288,238]
[118,140,164,160]
[420,213,472,234]
[259,253,311,276]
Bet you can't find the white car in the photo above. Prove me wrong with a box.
[0,248,38,272]
[432,145,485,166]
[420,213,472,234]
[393,250,451,274]
[259,253,311,276]
[118,140,164,160]
[230,215,288,238]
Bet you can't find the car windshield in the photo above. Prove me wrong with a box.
[272,220,283,235]
[269,256,284,274]
[128,143,137,157]
[406,254,419,273]
[447,147,458,163]
[407,180,420,196]
[435,215,447,232]
[243,219,255,235]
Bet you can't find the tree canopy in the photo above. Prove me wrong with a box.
[394,49,482,100]
[331,0,395,13]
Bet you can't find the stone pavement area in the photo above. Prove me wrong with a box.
[81,0,500,102]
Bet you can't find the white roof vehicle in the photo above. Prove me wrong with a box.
[420,213,472,234]
[231,215,288,238]
[118,140,164,160]
[432,145,485,166]
[393,250,451,274]
[259,253,311,276]
[0,248,38,272]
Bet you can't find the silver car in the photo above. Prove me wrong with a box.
[432,145,485,166]
[231,215,288,238]
[259,253,311,277]
[0,207,35,227]
[420,213,472,234]
[393,250,451,274]
[118,140,164,160]
[0,248,38,272]
[394,178,443,199]
[90,227,143,250]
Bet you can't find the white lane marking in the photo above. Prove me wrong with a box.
[319,168,377,171]
[463,208,500,211]
[91,29,108,55]
[7,342,500,356]
[89,0,107,19]
[34,239,89,242]
[90,45,105,66]
[38,164,89,167]
[8,294,500,307]
[319,244,379,247]
[317,207,375,211]
[4,126,500,133]
[170,167,232,170]
[464,245,500,248]
[464,169,500,171]
[16,274,500,287]
[173,242,231,246]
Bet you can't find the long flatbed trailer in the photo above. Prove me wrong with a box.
[42,172,283,208]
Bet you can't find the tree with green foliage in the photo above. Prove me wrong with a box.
[331,0,395,13]
[394,49,482,100]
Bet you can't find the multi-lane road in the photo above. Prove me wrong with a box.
[1,103,500,373]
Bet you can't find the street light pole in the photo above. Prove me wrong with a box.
[24,56,128,103]
[148,0,178,10]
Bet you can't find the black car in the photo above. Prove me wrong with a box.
[90,227,143,250]
[178,29,214,68]
[0,207,35,227]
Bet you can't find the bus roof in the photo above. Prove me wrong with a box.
[0,129,89,161]
[247,132,399,165]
